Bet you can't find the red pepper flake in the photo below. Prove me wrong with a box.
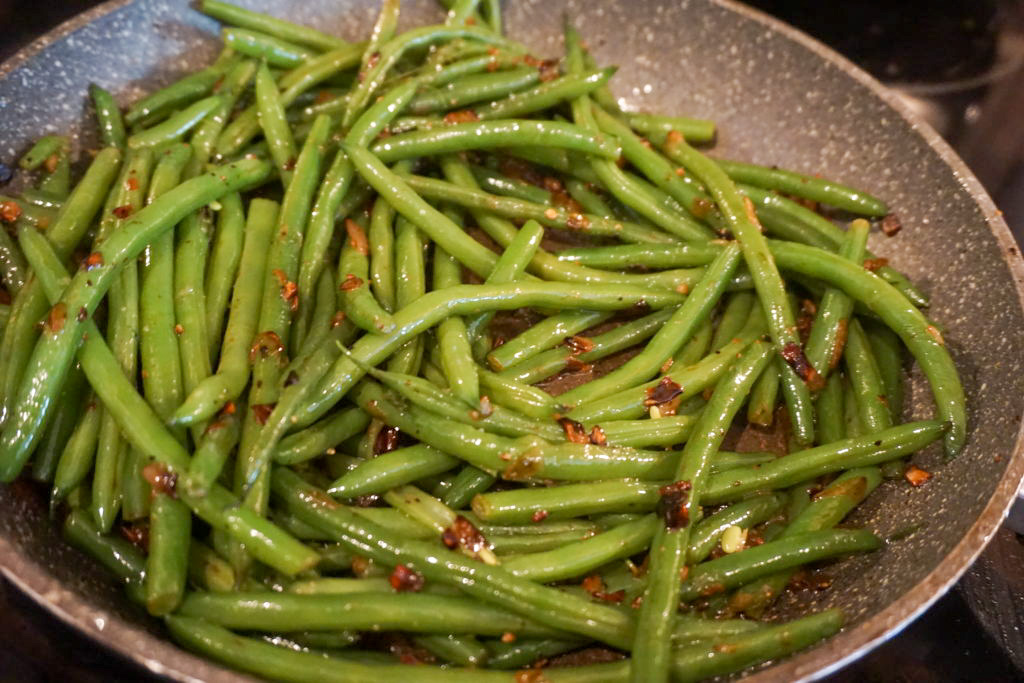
[690,197,713,219]
[565,357,593,373]
[314,90,334,105]
[330,311,347,327]
[565,335,595,355]
[644,376,683,407]
[566,212,591,230]
[118,522,149,552]
[345,218,369,255]
[0,200,21,223]
[389,564,425,592]
[502,454,542,481]
[904,464,932,487]
[589,425,607,446]
[531,509,549,523]
[926,325,945,346]
[498,632,516,644]
[251,403,275,425]
[249,330,285,362]
[44,154,60,174]
[45,302,67,334]
[374,425,401,455]
[281,279,299,312]
[862,257,889,272]
[657,480,692,529]
[881,213,902,237]
[339,273,364,292]
[76,307,88,322]
[444,109,480,124]
[660,358,674,374]
[84,252,104,269]
[222,401,237,416]
[127,177,139,191]
[441,515,491,559]
[174,323,184,335]
[581,574,604,594]
[559,417,590,444]
[142,462,178,499]
[595,589,625,604]
[780,342,825,391]
[714,643,738,654]
[112,205,133,219]
[365,51,380,71]
[283,157,297,172]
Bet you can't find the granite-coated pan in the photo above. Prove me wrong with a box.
[1,1,1023,680]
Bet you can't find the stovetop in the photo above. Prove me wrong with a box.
[1,1,1024,681]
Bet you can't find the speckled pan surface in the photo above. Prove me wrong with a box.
[0,0,1022,680]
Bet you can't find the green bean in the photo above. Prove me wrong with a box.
[816,372,846,445]
[187,409,243,495]
[513,310,674,385]
[415,634,489,667]
[592,104,721,230]
[747,362,780,427]
[730,467,881,617]
[288,577,393,595]
[188,540,237,593]
[702,420,945,505]
[171,198,277,425]
[463,216,544,353]
[663,130,816,446]
[484,639,583,670]
[568,317,763,424]
[174,207,214,400]
[274,407,372,465]
[253,63,298,186]
[687,493,787,564]
[487,308,611,372]
[468,165,551,204]
[711,294,758,352]
[677,529,879,603]
[342,24,509,127]
[476,67,616,121]
[626,112,717,144]
[273,468,635,649]
[223,27,316,67]
[843,318,892,434]
[19,135,68,170]
[472,479,663,524]
[409,66,541,114]
[51,399,102,506]
[0,147,121,432]
[0,227,27,296]
[204,192,245,357]
[32,364,88,484]
[181,590,567,638]
[555,242,722,270]
[769,239,964,455]
[216,43,364,157]
[120,449,151,521]
[386,219,427,375]
[367,198,397,313]
[844,378,863,439]
[599,414,698,448]
[631,341,771,682]
[127,95,222,149]
[140,144,192,427]
[63,508,145,590]
[337,220,397,334]
[0,158,270,482]
[201,0,349,50]
[124,49,236,126]
[867,321,906,421]
[503,515,658,582]
[717,158,888,216]
[145,493,192,615]
[804,219,870,375]
[433,245,479,405]
[558,244,741,405]
[328,445,458,498]
[489,528,600,554]
[89,84,127,149]
[443,467,498,510]
[372,119,621,163]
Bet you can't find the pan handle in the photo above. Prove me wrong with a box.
[1004,482,1024,535]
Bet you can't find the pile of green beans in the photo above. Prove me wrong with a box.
[0,0,963,681]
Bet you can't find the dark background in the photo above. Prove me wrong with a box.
[2,1,1024,681]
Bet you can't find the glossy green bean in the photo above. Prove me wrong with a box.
[50,398,102,506]
[487,308,611,372]
[337,221,397,334]
[201,0,348,49]
[222,27,316,67]
[386,219,427,375]
[171,198,277,425]
[127,95,222,149]
[476,67,615,121]
[769,240,964,455]
[187,409,242,495]
[204,192,246,357]
[687,493,787,564]
[0,227,27,296]
[124,54,233,127]
[328,445,458,498]
[145,494,192,615]
[32,364,88,484]
[409,66,540,114]
[558,244,741,405]
[867,321,905,421]
[174,208,214,398]
[627,112,717,144]
[89,84,127,149]
[556,242,722,269]
[274,407,371,465]
[472,479,664,523]
[844,318,892,434]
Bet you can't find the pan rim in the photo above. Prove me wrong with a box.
[0,1,1021,681]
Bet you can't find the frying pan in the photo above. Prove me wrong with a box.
[1,0,1023,680]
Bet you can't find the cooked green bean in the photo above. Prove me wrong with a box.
[476,67,616,121]
[89,84,127,149]
[627,112,717,144]
[843,318,892,434]
[32,364,88,484]
[487,308,612,372]
[127,95,222,149]
[409,66,541,114]
[222,27,316,67]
